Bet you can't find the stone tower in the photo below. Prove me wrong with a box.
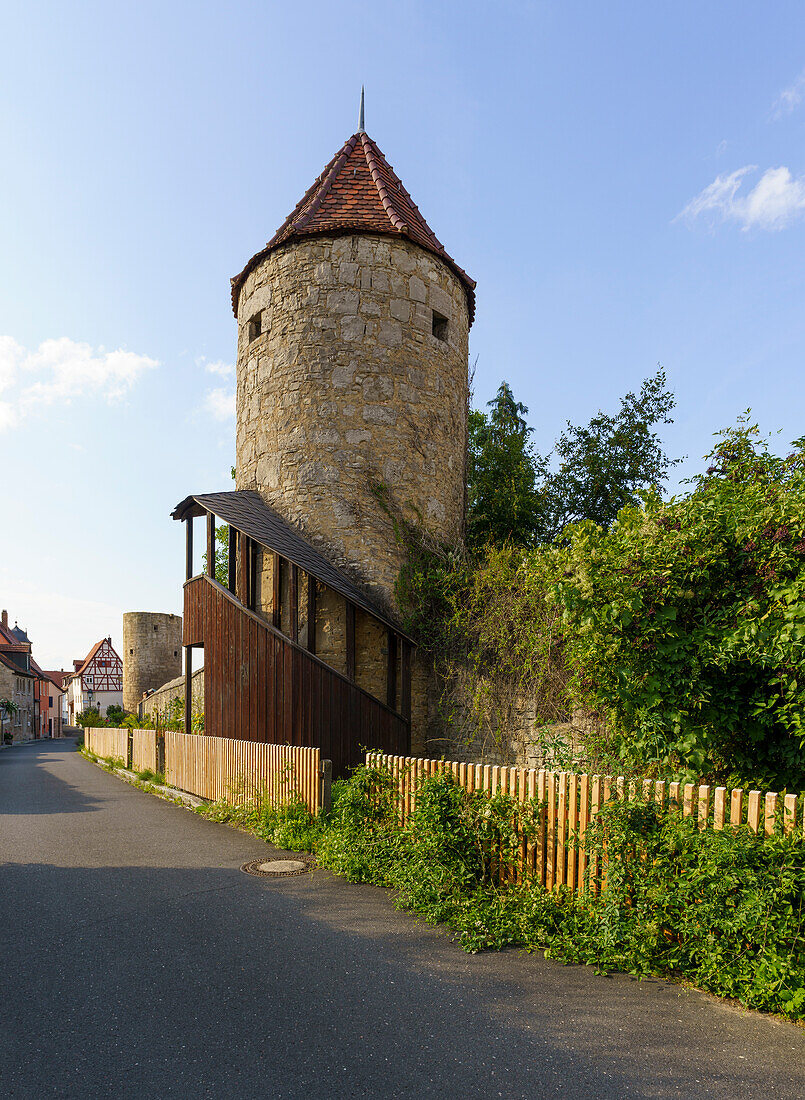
[231,126,475,611]
[122,612,182,714]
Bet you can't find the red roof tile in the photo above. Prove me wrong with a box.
[231,130,476,324]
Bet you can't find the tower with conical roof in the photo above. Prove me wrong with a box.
[231,119,475,744]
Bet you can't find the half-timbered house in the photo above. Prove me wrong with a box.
[64,637,123,723]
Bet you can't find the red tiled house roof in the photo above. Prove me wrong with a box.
[231,130,476,324]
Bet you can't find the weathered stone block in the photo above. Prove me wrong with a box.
[409,275,427,303]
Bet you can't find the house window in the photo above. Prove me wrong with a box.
[432,311,448,341]
[247,312,262,342]
[49,697,53,707]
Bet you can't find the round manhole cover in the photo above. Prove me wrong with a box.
[241,856,315,878]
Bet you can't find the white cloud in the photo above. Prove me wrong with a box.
[772,70,805,118]
[203,387,235,420]
[0,336,157,429]
[677,165,805,231]
[197,356,234,377]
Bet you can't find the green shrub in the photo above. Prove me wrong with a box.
[554,421,805,787]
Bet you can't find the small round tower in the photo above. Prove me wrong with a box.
[122,612,183,714]
[231,127,475,609]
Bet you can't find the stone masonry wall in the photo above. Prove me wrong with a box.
[235,233,470,611]
[123,612,183,714]
[140,667,204,725]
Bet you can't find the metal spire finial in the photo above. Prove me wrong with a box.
[358,86,365,132]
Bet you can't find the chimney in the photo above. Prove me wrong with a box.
[1,610,7,630]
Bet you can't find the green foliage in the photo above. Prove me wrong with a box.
[466,370,676,548]
[318,767,805,1019]
[105,705,125,726]
[135,768,166,785]
[544,369,677,536]
[554,420,805,786]
[397,543,570,760]
[467,382,546,548]
[196,790,324,852]
[122,712,152,729]
[76,708,105,728]
[202,523,230,586]
[259,796,322,851]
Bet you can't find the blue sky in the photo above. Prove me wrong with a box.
[2,0,805,667]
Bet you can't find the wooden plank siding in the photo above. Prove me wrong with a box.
[184,574,409,778]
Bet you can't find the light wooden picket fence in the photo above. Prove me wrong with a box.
[366,751,805,895]
[165,731,322,814]
[84,727,128,762]
[83,727,323,815]
[131,729,158,774]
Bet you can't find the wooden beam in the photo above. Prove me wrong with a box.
[185,518,194,581]
[250,541,258,612]
[184,645,193,734]
[400,641,412,723]
[239,534,250,606]
[387,631,398,711]
[290,564,299,643]
[345,601,355,681]
[272,553,281,629]
[206,513,215,579]
[306,576,316,655]
[228,526,237,593]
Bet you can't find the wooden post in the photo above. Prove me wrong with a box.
[185,517,194,581]
[184,646,193,735]
[345,601,355,681]
[400,640,412,722]
[206,512,215,579]
[306,576,316,654]
[290,564,299,642]
[387,631,398,711]
[250,541,258,612]
[272,553,281,629]
[319,758,332,814]
[228,526,237,593]
[239,534,250,606]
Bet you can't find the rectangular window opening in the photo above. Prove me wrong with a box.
[247,312,262,343]
[432,311,448,341]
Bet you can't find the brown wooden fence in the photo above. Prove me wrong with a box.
[84,727,128,762]
[366,752,805,895]
[166,731,322,813]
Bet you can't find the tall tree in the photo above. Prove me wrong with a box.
[543,369,677,537]
[466,382,546,548]
[466,370,677,548]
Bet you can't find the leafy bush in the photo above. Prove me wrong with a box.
[76,708,105,728]
[554,421,805,786]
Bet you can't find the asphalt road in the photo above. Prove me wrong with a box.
[1,739,804,1099]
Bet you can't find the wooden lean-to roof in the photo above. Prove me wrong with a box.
[230,129,476,324]
[172,490,414,643]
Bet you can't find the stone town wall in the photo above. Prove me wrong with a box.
[140,668,204,725]
[235,233,470,611]
[123,613,183,714]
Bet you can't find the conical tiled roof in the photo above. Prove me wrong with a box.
[231,131,476,324]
